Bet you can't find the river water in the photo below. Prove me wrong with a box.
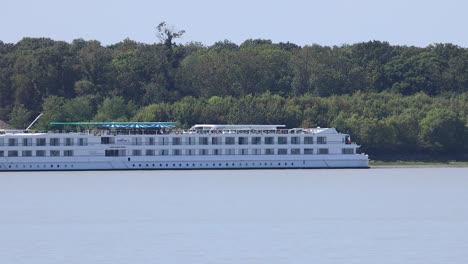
[1,167,467,264]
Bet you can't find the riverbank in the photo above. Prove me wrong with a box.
[370,160,468,167]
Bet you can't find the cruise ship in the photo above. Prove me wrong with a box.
[0,122,369,171]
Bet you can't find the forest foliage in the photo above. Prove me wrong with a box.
[0,32,467,157]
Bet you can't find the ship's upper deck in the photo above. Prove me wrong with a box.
[0,122,340,136]
[189,124,337,134]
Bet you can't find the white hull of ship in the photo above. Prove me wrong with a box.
[0,154,369,171]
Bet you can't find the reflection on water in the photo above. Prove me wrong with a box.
[0,168,467,264]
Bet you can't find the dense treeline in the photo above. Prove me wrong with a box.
[32,92,466,157]
[0,32,467,158]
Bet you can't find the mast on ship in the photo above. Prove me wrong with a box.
[25,113,43,131]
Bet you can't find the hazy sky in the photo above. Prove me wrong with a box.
[2,0,467,47]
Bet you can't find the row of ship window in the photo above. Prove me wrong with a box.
[0,150,74,157]
[110,148,355,156]
[107,148,326,156]
[0,138,88,146]
[0,148,355,157]
[103,136,328,145]
[0,136,330,146]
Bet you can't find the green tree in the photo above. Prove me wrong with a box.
[74,80,96,96]
[0,48,14,119]
[172,96,203,128]
[78,40,113,96]
[8,104,32,129]
[93,96,136,121]
[419,108,465,152]
[111,47,146,103]
[349,41,396,92]
[156,22,186,93]
[62,96,95,122]
[132,103,171,122]
[36,96,66,129]
[177,48,240,97]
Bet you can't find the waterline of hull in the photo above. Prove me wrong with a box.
[0,155,369,171]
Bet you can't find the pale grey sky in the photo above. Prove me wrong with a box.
[2,0,467,47]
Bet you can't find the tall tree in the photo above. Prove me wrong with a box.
[155,22,186,93]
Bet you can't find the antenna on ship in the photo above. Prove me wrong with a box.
[25,113,43,131]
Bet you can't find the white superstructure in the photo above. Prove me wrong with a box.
[0,123,369,171]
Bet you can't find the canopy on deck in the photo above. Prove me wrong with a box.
[49,122,177,129]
